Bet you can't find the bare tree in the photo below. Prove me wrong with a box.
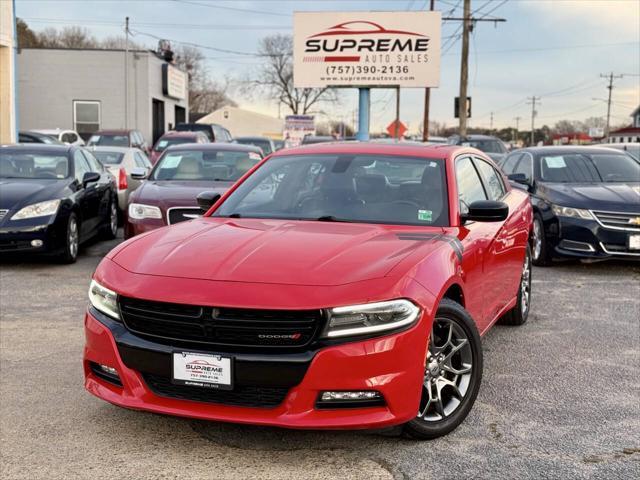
[249,34,336,115]
[174,46,236,114]
[101,36,142,50]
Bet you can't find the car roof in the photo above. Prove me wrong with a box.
[457,134,500,140]
[272,141,466,159]
[94,129,133,135]
[31,129,65,135]
[89,146,137,153]
[159,131,203,138]
[519,145,634,156]
[1,143,72,154]
[236,136,272,141]
[164,142,263,154]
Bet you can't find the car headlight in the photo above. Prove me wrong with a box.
[551,205,594,220]
[322,299,420,338]
[11,199,61,220]
[128,203,162,220]
[88,279,120,320]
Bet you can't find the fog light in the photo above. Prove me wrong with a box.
[89,361,122,387]
[99,364,118,376]
[31,239,44,247]
[317,390,385,409]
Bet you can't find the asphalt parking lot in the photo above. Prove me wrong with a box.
[1,233,639,480]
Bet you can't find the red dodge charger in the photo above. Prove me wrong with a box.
[84,142,533,439]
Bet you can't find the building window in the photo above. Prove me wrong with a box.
[73,101,101,140]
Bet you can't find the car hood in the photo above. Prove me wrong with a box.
[135,180,232,209]
[112,217,447,286]
[0,179,70,210]
[538,182,640,212]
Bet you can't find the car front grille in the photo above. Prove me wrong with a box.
[167,207,202,225]
[592,210,640,231]
[118,296,324,349]
[0,209,7,221]
[143,373,289,408]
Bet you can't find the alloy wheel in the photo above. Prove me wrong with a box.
[418,317,473,422]
[520,249,532,315]
[532,219,542,261]
[68,217,79,259]
[109,202,118,235]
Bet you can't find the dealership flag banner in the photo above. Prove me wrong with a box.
[294,11,441,88]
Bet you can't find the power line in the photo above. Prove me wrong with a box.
[169,0,290,17]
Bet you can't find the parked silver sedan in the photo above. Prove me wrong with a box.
[90,147,152,213]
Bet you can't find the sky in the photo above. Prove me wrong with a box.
[13,0,640,134]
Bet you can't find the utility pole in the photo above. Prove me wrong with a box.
[395,86,401,140]
[600,72,623,137]
[422,0,435,142]
[458,0,471,137]
[490,111,494,130]
[527,96,540,146]
[124,16,130,129]
[513,116,521,142]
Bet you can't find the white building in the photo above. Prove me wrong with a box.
[607,105,640,144]
[197,106,284,138]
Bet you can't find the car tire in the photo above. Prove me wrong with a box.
[531,213,551,266]
[498,245,532,326]
[101,197,118,240]
[402,298,483,440]
[59,213,79,264]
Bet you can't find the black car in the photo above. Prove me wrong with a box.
[448,134,508,164]
[0,144,118,263]
[500,146,640,265]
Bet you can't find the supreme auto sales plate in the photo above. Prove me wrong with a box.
[172,352,233,390]
[629,234,640,250]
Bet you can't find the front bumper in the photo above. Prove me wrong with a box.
[550,217,640,260]
[83,307,428,429]
[124,217,166,239]
[0,217,66,255]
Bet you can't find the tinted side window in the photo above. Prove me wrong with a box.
[455,157,487,212]
[74,151,91,182]
[502,153,521,174]
[474,158,505,201]
[82,150,103,172]
[514,154,533,181]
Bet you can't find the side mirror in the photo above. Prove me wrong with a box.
[82,171,100,187]
[197,191,221,212]
[131,167,148,180]
[462,200,509,223]
[507,173,531,185]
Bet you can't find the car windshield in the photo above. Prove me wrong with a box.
[88,134,129,147]
[213,154,449,226]
[461,139,505,154]
[154,137,197,152]
[237,139,272,155]
[540,153,640,183]
[93,151,125,164]
[151,149,262,181]
[0,151,69,179]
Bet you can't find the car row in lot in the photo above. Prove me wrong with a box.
[85,142,533,440]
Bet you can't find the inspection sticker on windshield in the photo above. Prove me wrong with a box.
[173,352,233,390]
[544,156,566,169]
[418,210,433,222]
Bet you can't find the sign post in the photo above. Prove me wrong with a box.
[356,88,370,141]
[293,11,440,141]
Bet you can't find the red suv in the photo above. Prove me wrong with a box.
[84,142,533,439]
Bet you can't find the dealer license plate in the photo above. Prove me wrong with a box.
[172,352,233,390]
[629,234,640,251]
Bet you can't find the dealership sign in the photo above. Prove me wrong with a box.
[293,11,441,88]
[162,64,187,100]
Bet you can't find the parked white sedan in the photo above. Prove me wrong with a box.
[31,129,85,146]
